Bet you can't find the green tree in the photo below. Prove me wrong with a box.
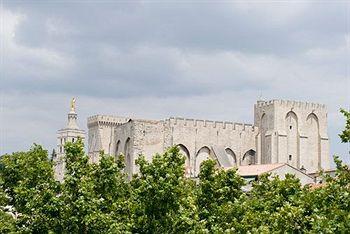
[339,108,350,143]
[0,210,16,234]
[0,145,59,233]
[239,174,305,233]
[131,146,202,233]
[58,139,133,233]
[91,153,133,233]
[207,172,306,233]
[58,139,95,233]
[0,176,16,233]
[300,156,350,233]
[196,159,245,232]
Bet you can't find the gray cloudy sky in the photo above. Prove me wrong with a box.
[1,1,349,164]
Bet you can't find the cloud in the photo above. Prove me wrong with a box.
[5,1,348,54]
[0,7,75,94]
[0,1,349,164]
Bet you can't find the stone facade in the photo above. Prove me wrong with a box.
[87,99,330,177]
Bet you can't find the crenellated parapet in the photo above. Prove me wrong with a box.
[256,99,326,110]
[87,115,130,127]
[165,117,258,132]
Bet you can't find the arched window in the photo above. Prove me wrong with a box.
[115,140,121,159]
[285,111,299,167]
[177,144,191,176]
[195,146,211,177]
[261,113,269,163]
[306,113,320,172]
[225,148,237,166]
[124,138,132,177]
[242,149,256,166]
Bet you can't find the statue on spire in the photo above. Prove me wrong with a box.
[70,97,76,112]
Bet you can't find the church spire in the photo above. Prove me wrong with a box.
[55,97,86,181]
[67,97,79,129]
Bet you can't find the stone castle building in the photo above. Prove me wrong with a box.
[86,99,330,177]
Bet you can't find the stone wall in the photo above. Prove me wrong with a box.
[101,117,258,177]
[113,119,166,175]
[165,117,258,176]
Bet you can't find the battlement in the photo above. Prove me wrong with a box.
[256,99,326,110]
[133,119,162,125]
[166,117,258,132]
[87,115,130,127]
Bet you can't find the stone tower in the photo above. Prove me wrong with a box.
[254,100,330,174]
[87,115,130,163]
[54,98,85,181]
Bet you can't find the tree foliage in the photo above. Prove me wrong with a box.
[339,108,350,143]
[0,144,59,233]
[58,140,132,233]
[196,159,244,232]
[131,147,202,233]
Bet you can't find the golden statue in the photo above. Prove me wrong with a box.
[70,98,76,112]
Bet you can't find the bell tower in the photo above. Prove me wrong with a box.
[54,98,85,181]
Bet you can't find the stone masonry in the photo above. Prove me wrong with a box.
[87,99,330,177]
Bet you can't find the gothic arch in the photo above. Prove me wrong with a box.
[195,146,212,177]
[124,138,132,176]
[177,144,191,176]
[115,140,121,159]
[285,111,299,167]
[225,148,237,166]
[306,113,320,172]
[307,113,319,128]
[285,111,298,123]
[242,149,256,166]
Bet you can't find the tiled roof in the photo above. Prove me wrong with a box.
[228,163,286,176]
